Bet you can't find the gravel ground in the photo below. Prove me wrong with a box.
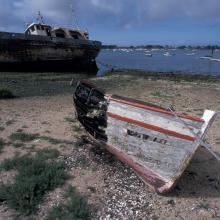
[0,71,220,219]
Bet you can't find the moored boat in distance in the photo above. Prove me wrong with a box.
[164,51,175,56]
[145,53,153,57]
[209,58,220,62]
[73,80,216,194]
[186,53,195,56]
[0,12,102,72]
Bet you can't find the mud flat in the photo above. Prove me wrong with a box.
[0,70,220,219]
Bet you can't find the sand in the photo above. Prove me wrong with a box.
[0,71,220,219]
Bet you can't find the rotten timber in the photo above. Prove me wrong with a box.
[73,80,217,194]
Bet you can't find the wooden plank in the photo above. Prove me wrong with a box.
[107,134,189,179]
[73,81,216,194]
[106,119,196,179]
[108,100,204,128]
[109,95,204,123]
[107,112,196,141]
[107,118,196,153]
[108,101,203,136]
[107,120,193,148]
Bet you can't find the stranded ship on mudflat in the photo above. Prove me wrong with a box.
[0,13,102,72]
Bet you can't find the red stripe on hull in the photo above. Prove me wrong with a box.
[109,96,204,123]
[107,112,196,142]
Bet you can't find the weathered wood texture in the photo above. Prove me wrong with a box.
[73,81,216,194]
[108,100,203,137]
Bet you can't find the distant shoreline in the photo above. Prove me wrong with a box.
[102,45,220,50]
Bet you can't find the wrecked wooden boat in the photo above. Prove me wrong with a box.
[73,80,216,194]
[0,12,101,72]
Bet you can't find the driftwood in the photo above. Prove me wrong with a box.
[73,80,217,194]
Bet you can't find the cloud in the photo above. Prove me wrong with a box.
[84,0,220,31]
[0,0,220,32]
[90,0,121,13]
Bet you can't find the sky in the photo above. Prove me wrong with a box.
[0,0,220,46]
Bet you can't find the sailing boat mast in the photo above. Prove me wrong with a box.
[70,3,79,30]
[37,11,45,24]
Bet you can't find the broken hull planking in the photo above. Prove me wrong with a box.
[73,80,216,194]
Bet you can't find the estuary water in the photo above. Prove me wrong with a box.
[96,49,220,76]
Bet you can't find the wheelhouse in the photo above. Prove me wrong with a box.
[51,27,89,40]
[25,11,90,40]
[25,23,52,36]
[25,23,89,40]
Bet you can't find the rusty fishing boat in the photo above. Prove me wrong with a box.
[73,80,216,194]
[0,12,101,72]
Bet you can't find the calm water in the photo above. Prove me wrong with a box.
[96,49,220,76]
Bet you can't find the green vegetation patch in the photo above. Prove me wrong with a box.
[47,186,91,220]
[36,148,60,160]
[0,150,67,215]
[9,132,39,142]
[39,136,74,145]
[5,119,16,126]
[215,138,220,145]
[64,117,76,123]
[152,215,160,220]
[198,201,210,210]
[12,143,25,148]
[72,124,83,132]
[151,91,173,99]
[104,70,220,83]
[9,132,75,146]
[91,145,116,164]
[75,155,89,168]
[0,138,6,153]
[0,89,15,99]
[74,136,90,148]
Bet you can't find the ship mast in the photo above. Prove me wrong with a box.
[36,11,45,24]
[70,3,79,30]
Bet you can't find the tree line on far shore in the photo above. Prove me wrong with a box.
[102,44,220,50]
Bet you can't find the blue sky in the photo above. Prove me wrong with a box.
[0,0,220,46]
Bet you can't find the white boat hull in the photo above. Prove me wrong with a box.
[73,81,216,194]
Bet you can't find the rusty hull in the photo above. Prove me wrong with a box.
[0,31,101,72]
